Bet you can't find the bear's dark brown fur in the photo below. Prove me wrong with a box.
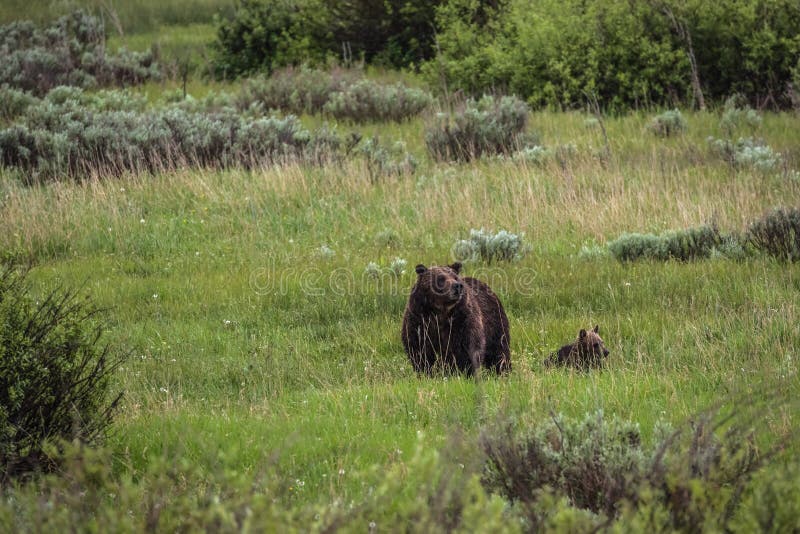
[401,262,511,375]
[546,325,609,369]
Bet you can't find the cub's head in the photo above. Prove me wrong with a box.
[412,262,465,313]
[577,325,609,359]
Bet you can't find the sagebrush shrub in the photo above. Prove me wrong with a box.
[0,267,122,482]
[0,11,160,95]
[648,109,687,137]
[510,145,551,165]
[357,136,417,182]
[481,407,775,531]
[0,87,345,180]
[236,67,356,116]
[745,207,800,261]
[237,68,433,122]
[0,85,36,121]
[453,228,528,263]
[720,95,762,136]
[482,411,648,518]
[708,136,782,172]
[425,95,531,162]
[323,79,433,122]
[607,224,723,262]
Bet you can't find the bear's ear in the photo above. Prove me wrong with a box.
[579,329,587,339]
[415,264,428,275]
[593,325,599,333]
[449,262,462,274]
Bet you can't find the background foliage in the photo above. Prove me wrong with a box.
[425,0,800,110]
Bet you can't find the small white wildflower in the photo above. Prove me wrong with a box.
[152,294,158,299]
[159,387,168,393]
[140,218,145,224]
[338,468,345,476]
[389,257,407,276]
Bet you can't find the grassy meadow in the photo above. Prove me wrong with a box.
[2,3,800,530]
[2,102,799,526]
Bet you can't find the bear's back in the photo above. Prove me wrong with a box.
[463,276,511,371]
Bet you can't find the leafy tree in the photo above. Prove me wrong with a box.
[424,0,800,110]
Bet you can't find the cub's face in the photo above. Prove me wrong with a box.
[579,325,609,359]
[414,263,465,313]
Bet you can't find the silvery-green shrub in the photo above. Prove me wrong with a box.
[453,228,528,263]
[648,109,687,137]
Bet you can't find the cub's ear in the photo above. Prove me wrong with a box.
[593,325,599,333]
[415,264,428,275]
[579,329,587,339]
[449,262,462,274]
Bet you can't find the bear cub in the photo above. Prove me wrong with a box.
[546,325,609,369]
[401,262,511,375]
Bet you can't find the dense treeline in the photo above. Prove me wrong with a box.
[212,0,800,110]
[427,0,800,110]
[212,0,445,77]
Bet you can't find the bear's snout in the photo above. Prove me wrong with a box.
[450,281,465,299]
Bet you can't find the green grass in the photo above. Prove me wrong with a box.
[0,0,234,34]
[1,99,799,528]
[107,23,218,66]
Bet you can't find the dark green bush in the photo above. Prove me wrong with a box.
[211,0,317,79]
[321,0,443,68]
[425,95,530,161]
[0,267,122,482]
[0,11,160,96]
[424,0,800,110]
[745,208,800,261]
[607,224,724,262]
[211,0,443,77]
[733,463,800,532]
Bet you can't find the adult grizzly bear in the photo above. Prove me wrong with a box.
[401,262,511,375]
[546,325,609,369]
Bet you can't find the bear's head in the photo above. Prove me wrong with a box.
[577,325,609,360]
[412,262,465,314]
